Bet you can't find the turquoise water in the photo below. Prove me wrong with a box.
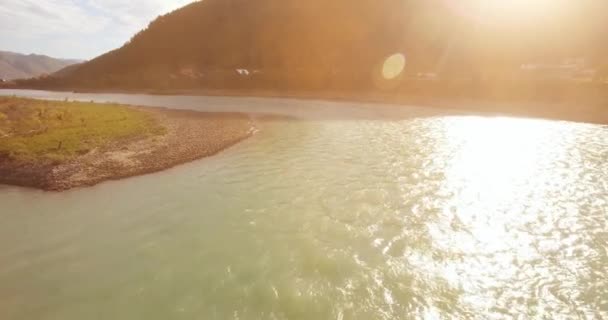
[0,90,607,319]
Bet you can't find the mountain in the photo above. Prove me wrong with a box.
[43,0,415,91]
[0,51,82,81]
[13,0,608,91]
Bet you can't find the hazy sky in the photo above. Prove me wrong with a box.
[0,0,195,60]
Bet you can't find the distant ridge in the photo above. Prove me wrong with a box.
[0,51,82,80]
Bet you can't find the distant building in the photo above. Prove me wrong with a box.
[236,69,250,76]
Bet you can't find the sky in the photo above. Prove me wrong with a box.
[0,0,196,60]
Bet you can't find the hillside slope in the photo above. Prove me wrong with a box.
[0,51,81,80]
[13,0,608,91]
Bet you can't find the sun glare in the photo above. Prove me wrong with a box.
[429,116,582,313]
[439,116,569,211]
[455,0,561,24]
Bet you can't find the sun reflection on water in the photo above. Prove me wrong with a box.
[441,116,563,205]
[423,116,591,316]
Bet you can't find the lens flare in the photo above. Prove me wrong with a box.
[382,53,406,80]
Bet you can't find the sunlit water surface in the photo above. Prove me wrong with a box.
[0,90,607,319]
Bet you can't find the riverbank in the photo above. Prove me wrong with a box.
[13,84,606,124]
[0,98,255,191]
[142,87,608,124]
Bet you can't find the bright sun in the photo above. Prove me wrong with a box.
[456,0,561,24]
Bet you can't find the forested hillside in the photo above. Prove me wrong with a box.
[12,0,608,92]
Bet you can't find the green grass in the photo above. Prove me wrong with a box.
[0,97,165,162]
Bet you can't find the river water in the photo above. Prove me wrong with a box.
[0,90,607,319]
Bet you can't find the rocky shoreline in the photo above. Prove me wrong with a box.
[0,107,256,191]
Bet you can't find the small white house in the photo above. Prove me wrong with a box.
[236,69,250,76]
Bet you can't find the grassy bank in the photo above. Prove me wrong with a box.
[0,97,165,162]
[0,97,254,191]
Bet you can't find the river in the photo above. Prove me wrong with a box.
[0,89,607,319]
